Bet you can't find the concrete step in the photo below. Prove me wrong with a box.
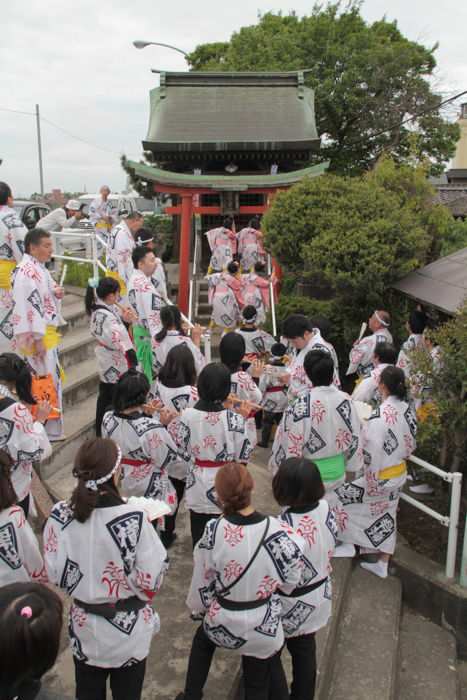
[59,326,95,369]
[327,566,402,700]
[40,393,96,480]
[198,303,211,315]
[46,461,75,502]
[60,300,88,333]
[397,609,458,699]
[62,357,99,410]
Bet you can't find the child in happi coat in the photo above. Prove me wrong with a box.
[153,305,205,377]
[153,344,199,547]
[351,342,397,407]
[335,367,417,577]
[0,450,46,587]
[237,217,265,272]
[241,262,275,326]
[176,463,305,700]
[258,342,289,448]
[168,363,253,548]
[236,305,275,368]
[44,438,168,700]
[102,370,179,519]
[219,332,262,449]
[206,260,244,332]
[85,276,138,436]
[0,353,52,516]
[273,458,336,700]
[0,582,63,700]
[205,216,237,272]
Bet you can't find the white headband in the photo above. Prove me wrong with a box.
[374,311,389,327]
[84,446,122,491]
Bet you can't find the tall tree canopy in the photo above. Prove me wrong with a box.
[187,2,459,175]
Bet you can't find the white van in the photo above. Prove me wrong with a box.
[78,193,138,220]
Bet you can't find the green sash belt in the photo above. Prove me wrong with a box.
[133,325,153,383]
[313,453,346,483]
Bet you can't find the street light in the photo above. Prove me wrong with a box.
[133,40,188,57]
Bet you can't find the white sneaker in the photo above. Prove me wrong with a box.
[409,483,434,495]
[333,543,356,558]
[360,560,388,579]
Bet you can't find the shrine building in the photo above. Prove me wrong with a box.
[124,70,327,314]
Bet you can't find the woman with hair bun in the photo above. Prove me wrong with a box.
[177,462,305,700]
[153,305,205,376]
[43,437,168,700]
[335,366,417,578]
[0,449,46,587]
[0,581,63,700]
[0,352,51,516]
[85,276,137,436]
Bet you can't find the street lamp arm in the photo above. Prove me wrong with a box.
[133,40,188,57]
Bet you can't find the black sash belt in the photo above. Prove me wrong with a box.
[73,596,146,620]
[215,594,271,611]
[281,577,328,598]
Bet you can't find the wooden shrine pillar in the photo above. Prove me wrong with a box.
[178,193,193,315]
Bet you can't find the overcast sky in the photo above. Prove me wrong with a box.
[2,0,466,197]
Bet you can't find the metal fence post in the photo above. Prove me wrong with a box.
[90,232,99,281]
[202,331,212,363]
[446,472,462,580]
[460,515,467,588]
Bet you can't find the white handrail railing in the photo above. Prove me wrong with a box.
[400,455,462,580]
[267,254,277,337]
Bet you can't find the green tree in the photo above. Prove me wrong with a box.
[187,3,459,176]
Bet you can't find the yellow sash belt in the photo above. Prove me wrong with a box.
[106,269,127,297]
[378,461,406,480]
[0,260,16,290]
[96,221,111,230]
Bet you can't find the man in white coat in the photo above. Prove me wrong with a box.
[347,309,392,379]
[106,211,144,303]
[88,185,117,244]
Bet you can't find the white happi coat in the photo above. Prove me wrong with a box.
[237,227,264,271]
[44,498,167,668]
[12,254,64,439]
[351,363,391,406]
[278,501,336,637]
[0,388,51,501]
[168,404,253,515]
[347,327,393,378]
[128,269,166,342]
[102,411,178,512]
[259,365,288,414]
[241,273,270,326]
[187,513,304,658]
[0,504,46,586]
[151,260,168,301]
[397,334,424,379]
[336,396,417,554]
[269,385,364,525]
[90,303,134,384]
[0,205,26,353]
[230,370,262,448]
[287,330,340,402]
[207,273,242,330]
[206,227,236,271]
[153,330,206,376]
[236,327,275,361]
[106,220,135,302]
[89,196,117,245]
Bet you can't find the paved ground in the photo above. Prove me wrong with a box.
[43,447,278,699]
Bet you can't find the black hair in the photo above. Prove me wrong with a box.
[242,305,257,322]
[219,332,245,374]
[223,216,233,229]
[254,261,266,274]
[272,457,325,507]
[197,363,231,403]
[0,582,63,698]
[158,344,197,388]
[132,245,152,268]
[155,305,184,343]
[0,182,12,206]
[303,349,334,386]
[0,450,16,510]
[84,276,120,315]
[227,260,239,275]
[126,210,144,221]
[379,366,407,401]
[409,310,428,335]
[0,353,36,405]
[249,216,261,230]
[113,369,150,412]
[24,228,50,254]
[310,316,331,339]
[135,227,154,246]
[374,342,397,365]
[71,438,122,523]
[282,314,312,340]
[271,342,287,357]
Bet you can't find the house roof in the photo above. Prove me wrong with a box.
[143,71,320,156]
[392,247,467,315]
[124,159,329,191]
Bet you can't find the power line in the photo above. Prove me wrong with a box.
[0,106,35,116]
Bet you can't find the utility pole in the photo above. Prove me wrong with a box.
[35,104,44,196]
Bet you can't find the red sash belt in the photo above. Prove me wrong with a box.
[195,459,229,468]
[122,458,151,467]
[266,386,285,393]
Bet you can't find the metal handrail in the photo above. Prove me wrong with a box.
[267,254,277,337]
[400,456,462,580]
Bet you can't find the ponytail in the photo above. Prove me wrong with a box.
[0,353,36,405]
[380,366,407,401]
[85,276,120,316]
[0,450,16,510]
[155,305,184,343]
[70,438,122,523]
